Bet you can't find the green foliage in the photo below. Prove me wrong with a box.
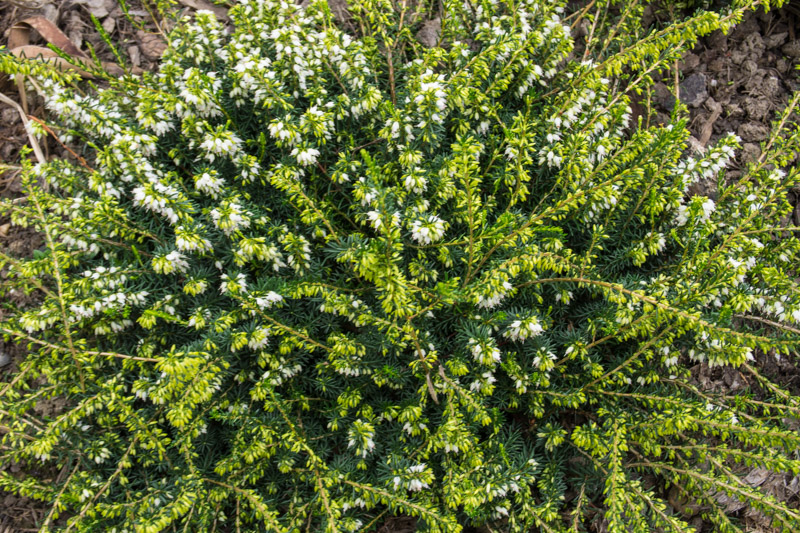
[1,0,800,531]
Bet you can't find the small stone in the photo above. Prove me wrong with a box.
[737,122,770,142]
[782,40,800,58]
[416,17,441,48]
[744,98,770,121]
[730,14,759,40]
[0,351,10,367]
[706,97,722,115]
[777,58,790,73]
[679,72,707,108]
[742,32,765,55]
[741,143,762,163]
[708,58,726,73]
[764,32,788,49]
[726,103,744,118]
[706,30,727,51]
[654,113,672,128]
[680,52,700,71]
[128,45,141,68]
[1,108,19,125]
[730,49,748,64]
[653,82,675,110]
[763,76,782,97]
[741,59,759,77]
[102,16,116,35]
[0,223,10,237]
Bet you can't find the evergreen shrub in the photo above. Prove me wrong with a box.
[2,0,800,531]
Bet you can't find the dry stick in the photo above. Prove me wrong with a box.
[203,479,285,531]
[673,59,680,105]
[734,314,800,336]
[0,92,46,165]
[42,461,81,530]
[29,194,85,391]
[698,102,723,147]
[64,436,141,533]
[567,0,596,28]
[524,276,789,346]
[15,75,28,115]
[0,327,161,362]
[0,363,35,399]
[27,116,93,171]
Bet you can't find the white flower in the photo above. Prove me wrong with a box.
[255,291,283,309]
[291,147,320,166]
[166,251,189,273]
[195,172,225,198]
[675,204,689,226]
[199,130,242,162]
[701,198,715,221]
[504,317,544,342]
[367,211,381,229]
[410,215,446,245]
[210,202,250,236]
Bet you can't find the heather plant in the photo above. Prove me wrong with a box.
[2,0,800,531]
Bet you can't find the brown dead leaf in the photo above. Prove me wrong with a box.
[73,0,117,19]
[177,0,230,21]
[9,16,139,78]
[102,16,115,35]
[136,31,168,61]
[128,45,141,68]
[9,16,88,59]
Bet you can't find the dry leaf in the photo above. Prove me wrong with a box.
[9,16,89,59]
[178,0,230,21]
[8,16,139,78]
[73,0,115,18]
[136,31,168,60]
[102,16,115,35]
[128,45,141,68]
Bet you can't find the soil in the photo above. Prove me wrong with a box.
[0,1,799,531]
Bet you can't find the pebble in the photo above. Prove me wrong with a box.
[737,122,770,142]
[1,108,19,125]
[781,40,800,58]
[680,73,707,108]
